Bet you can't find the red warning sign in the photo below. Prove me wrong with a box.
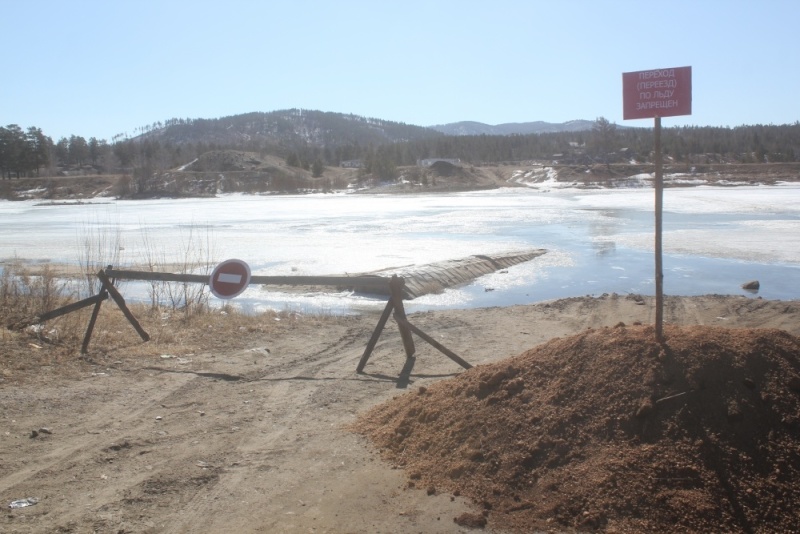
[623,66,692,120]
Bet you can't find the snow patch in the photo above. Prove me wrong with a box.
[508,166,564,189]
[18,187,48,198]
[177,158,198,171]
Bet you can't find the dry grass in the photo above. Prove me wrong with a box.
[1,260,77,327]
[1,296,315,385]
[1,261,343,386]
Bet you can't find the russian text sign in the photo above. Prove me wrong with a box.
[623,66,692,120]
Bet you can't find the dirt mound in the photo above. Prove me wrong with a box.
[355,324,800,532]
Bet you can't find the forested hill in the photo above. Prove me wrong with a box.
[130,109,444,148]
[2,109,799,184]
[134,112,602,145]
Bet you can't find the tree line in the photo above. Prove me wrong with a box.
[3,117,798,182]
[281,119,800,180]
[274,120,800,180]
[0,125,50,179]
[0,124,112,179]
[393,121,800,166]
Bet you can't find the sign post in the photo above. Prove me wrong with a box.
[209,259,252,300]
[654,116,663,341]
[622,66,692,342]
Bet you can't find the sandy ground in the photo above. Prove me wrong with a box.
[2,293,800,533]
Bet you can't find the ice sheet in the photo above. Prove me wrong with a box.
[1,186,798,313]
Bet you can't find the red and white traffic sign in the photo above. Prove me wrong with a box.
[209,259,251,299]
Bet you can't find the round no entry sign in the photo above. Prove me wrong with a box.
[209,259,251,299]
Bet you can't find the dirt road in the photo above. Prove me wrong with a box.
[2,294,799,533]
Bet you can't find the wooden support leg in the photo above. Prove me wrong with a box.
[97,269,150,342]
[357,298,394,373]
[38,292,105,323]
[396,355,416,389]
[395,315,472,370]
[390,276,415,359]
[81,290,107,354]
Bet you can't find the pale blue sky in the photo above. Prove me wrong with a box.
[3,0,798,141]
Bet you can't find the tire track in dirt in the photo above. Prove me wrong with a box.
[104,377,301,533]
[0,370,199,531]
[137,318,472,533]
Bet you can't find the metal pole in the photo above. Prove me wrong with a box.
[654,116,664,342]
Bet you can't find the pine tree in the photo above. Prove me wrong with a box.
[311,159,324,178]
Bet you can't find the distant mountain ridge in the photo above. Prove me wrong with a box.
[131,110,600,148]
[429,119,597,136]
[135,109,443,148]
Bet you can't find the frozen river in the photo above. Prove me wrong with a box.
[1,185,799,314]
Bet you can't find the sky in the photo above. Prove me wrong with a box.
[3,0,799,142]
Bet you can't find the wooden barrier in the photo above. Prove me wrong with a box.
[356,275,472,381]
[33,265,150,354]
[34,267,471,378]
[104,269,391,294]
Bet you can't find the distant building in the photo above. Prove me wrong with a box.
[340,159,363,168]
[417,158,461,167]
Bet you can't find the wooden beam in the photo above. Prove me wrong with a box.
[250,275,390,292]
[105,269,391,293]
[390,276,415,359]
[97,269,150,342]
[37,293,105,322]
[81,290,107,354]
[356,298,394,373]
[396,355,416,389]
[394,315,472,370]
[105,270,207,283]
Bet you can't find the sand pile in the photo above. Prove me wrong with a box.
[355,324,800,532]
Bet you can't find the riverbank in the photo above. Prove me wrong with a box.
[2,293,800,532]
[3,161,799,201]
